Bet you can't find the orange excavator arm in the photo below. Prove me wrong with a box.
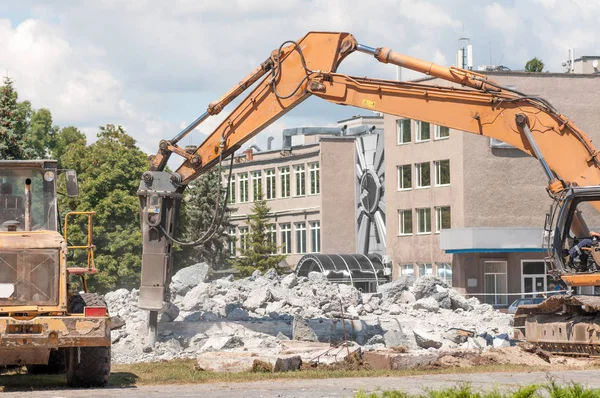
[156,33,600,192]
[138,32,600,343]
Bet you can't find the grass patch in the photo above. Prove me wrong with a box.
[354,379,600,398]
[0,360,583,392]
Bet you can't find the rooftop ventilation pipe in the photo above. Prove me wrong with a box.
[341,124,380,136]
[267,136,274,151]
[282,127,342,150]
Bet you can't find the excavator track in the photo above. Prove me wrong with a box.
[514,294,600,356]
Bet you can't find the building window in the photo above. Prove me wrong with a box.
[280,223,291,254]
[398,209,413,235]
[416,121,430,142]
[267,224,276,254]
[227,176,235,204]
[265,169,275,200]
[252,171,262,201]
[294,165,306,196]
[239,226,249,252]
[484,261,508,306]
[397,119,411,144]
[521,260,548,298]
[227,227,236,257]
[397,165,411,190]
[415,162,430,188]
[435,125,450,140]
[310,221,321,253]
[418,263,433,277]
[434,160,450,186]
[416,208,431,234]
[401,264,414,276]
[295,222,306,254]
[239,173,249,203]
[309,162,320,195]
[435,206,451,233]
[280,167,290,198]
[437,263,452,286]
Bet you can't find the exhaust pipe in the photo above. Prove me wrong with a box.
[24,178,32,231]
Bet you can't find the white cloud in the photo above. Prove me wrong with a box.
[2,0,600,168]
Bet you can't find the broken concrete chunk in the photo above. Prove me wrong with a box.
[264,268,279,280]
[170,262,210,296]
[180,283,209,311]
[443,329,470,345]
[202,311,219,322]
[160,302,180,322]
[226,308,250,321]
[308,271,327,284]
[281,273,298,289]
[413,328,443,349]
[243,287,272,311]
[273,355,302,372]
[250,269,262,279]
[413,275,448,300]
[493,338,510,348]
[201,336,244,352]
[413,297,440,312]
[292,316,318,342]
[339,283,362,306]
[110,315,126,330]
[465,336,488,349]
[377,275,415,302]
[366,334,385,345]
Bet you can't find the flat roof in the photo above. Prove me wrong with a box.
[337,115,383,124]
[411,70,600,83]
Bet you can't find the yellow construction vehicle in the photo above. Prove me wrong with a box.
[138,32,600,354]
[0,160,110,386]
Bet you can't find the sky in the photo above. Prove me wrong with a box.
[1,0,599,163]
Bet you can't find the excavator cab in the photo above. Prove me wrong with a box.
[545,186,600,285]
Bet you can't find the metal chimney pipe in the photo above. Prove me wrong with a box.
[267,136,274,151]
[24,178,32,231]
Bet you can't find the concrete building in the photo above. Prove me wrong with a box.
[385,72,600,307]
[227,116,384,267]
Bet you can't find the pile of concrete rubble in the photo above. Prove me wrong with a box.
[105,263,513,364]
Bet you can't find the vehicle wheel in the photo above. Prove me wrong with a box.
[69,293,107,314]
[26,349,66,374]
[66,293,111,387]
[65,346,111,387]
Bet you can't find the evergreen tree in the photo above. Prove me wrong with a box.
[182,168,235,272]
[0,77,33,159]
[233,193,285,277]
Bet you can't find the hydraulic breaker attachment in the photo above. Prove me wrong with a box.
[137,171,184,345]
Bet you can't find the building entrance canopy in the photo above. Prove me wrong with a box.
[295,253,389,286]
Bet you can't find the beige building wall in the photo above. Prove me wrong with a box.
[229,144,322,267]
[384,72,600,300]
[320,137,356,254]
[384,116,463,279]
[461,73,600,228]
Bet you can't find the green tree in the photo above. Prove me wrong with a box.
[182,168,235,272]
[25,108,59,158]
[0,77,34,159]
[525,57,544,72]
[60,124,148,292]
[49,126,87,164]
[233,193,285,277]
